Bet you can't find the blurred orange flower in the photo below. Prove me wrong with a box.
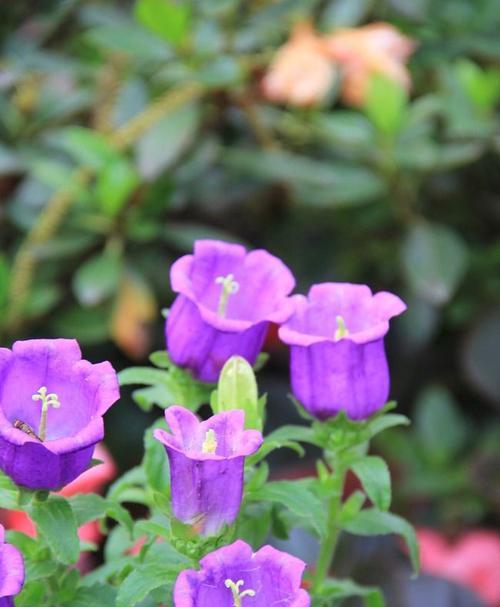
[417,528,500,607]
[324,23,416,106]
[261,22,336,107]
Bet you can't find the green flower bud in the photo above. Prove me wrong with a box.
[212,356,264,431]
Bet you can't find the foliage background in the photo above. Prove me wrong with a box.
[1,0,499,581]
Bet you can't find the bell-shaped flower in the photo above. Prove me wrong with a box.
[0,339,119,490]
[0,524,24,606]
[174,539,310,606]
[154,407,262,536]
[166,239,295,383]
[279,283,406,420]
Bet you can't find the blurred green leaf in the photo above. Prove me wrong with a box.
[96,157,139,217]
[73,250,122,307]
[364,74,408,136]
[402,221,468,305]
[136,103,200,180]
[463,308,500,405]
[314,112,375,154]
[52,305,111,345]
[455,59,500,112]
[68,584,117,607]
[224,148,386,206]
[85,25,172,60]
[135,0,191,46]
[414,385,469,465]
[344,508,419,574]
[320,578,385,607]
[322,0,373,28]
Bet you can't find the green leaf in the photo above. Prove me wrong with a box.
[366,413,410,439]
[314,112,375,153]
[320,578,385,607]
[135,0,191,46]
[455,59,500,111]
[414,385,468,465]
[96,157,139,217]
[136,103,200,180]
[351,456,391,511]
[247,480,325,537]
[72,250,122,307]
[50,127,117,170]
[339,491,366,525]
[16,580,46,607]
[0,470,19,508]
[25,559,58,581]
[402,221,468,305]
[322,0,373,27]
[51,305,111,345]
[143,420,170,493]
[30,495,80,564]
[116,564,174,607]
[344,509,419,574]
[223,148,385,207]
[364,74,408,136]
[69,494,108,526]
[67,583,117,607]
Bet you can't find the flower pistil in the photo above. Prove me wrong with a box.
[201,429,218,454]
[224,578,256,606]
[334,315,349,341]
[215,273,239,317]
[32,386,61,441]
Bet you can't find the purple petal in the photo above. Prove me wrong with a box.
[166,296,269,382]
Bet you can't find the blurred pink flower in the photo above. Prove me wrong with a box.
[262,22,336,107]
[417,528,500,607]
[324,23,416,107]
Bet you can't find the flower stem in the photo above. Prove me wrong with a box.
[312,464,346,592]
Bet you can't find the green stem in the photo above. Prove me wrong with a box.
[312,464,346,592]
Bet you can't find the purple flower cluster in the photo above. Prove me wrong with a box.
[167,240,406,421]
[0,239,405,607]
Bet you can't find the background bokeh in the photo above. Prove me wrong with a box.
[1,1,499,605]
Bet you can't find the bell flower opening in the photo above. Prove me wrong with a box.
[279,283,406,420]
[166,239,295,382]
[174,539,310,607]
[154,407,262,536]
[0,339,119,490]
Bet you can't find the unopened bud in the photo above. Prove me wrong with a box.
[213,356,264,430]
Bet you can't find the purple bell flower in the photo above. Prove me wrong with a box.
[279,283,406,420]
[166,240,295,382]
[154,407,262,536]
[174,539,310,607]
[0,524,24,607]
[0,339,119,490]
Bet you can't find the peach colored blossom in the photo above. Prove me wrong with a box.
[417,527,500,607]
[262,22,336,107]
[324,23,416,106]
